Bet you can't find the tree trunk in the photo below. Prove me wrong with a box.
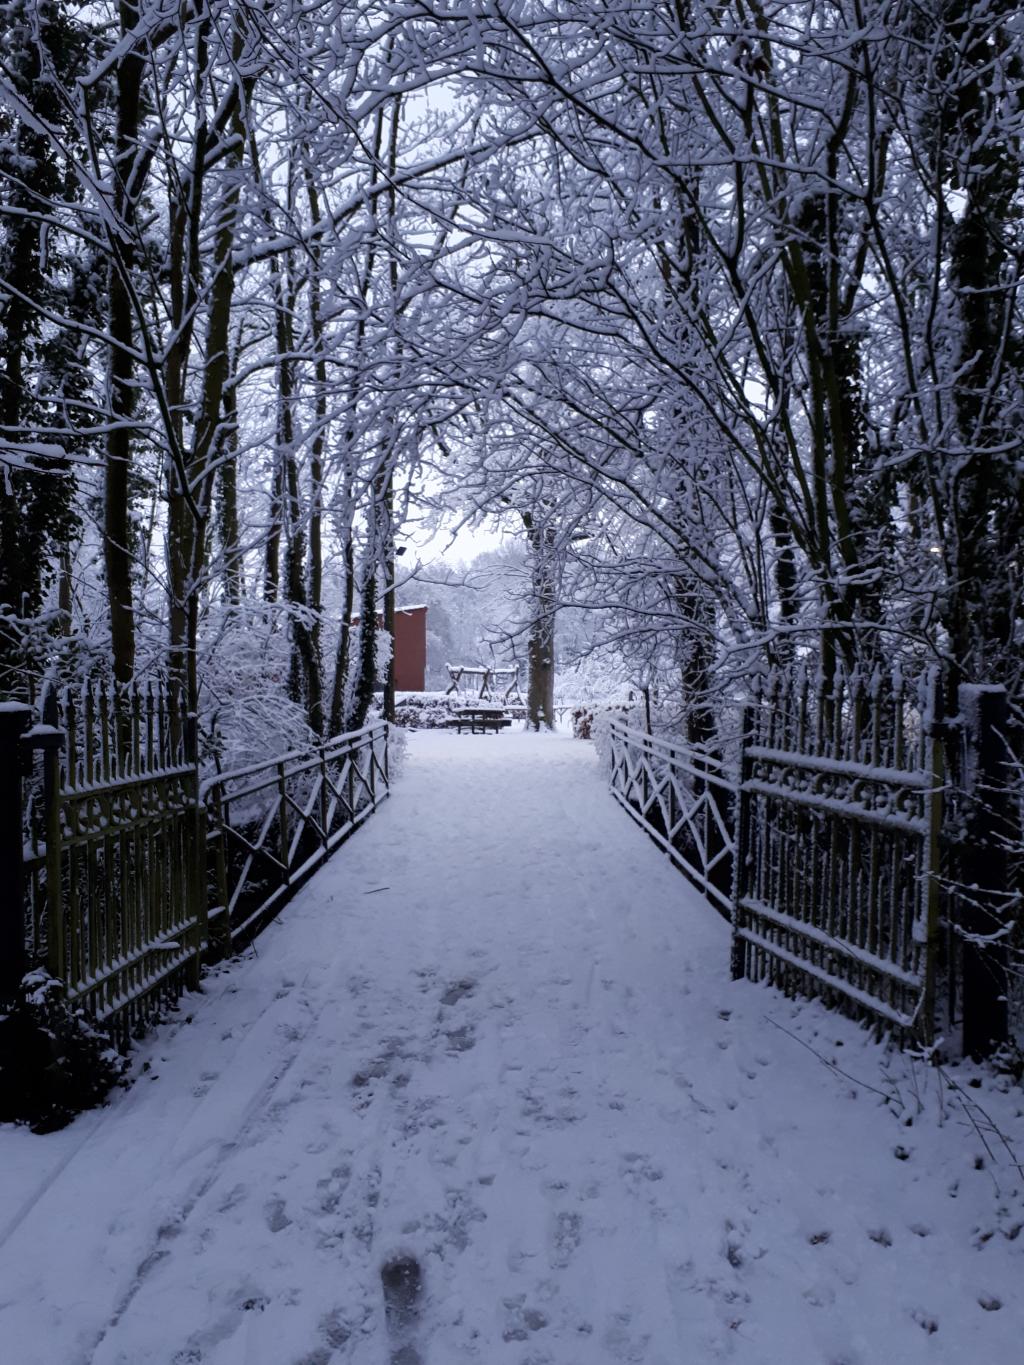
[328,530,356,736]
[349,570,378,730]
[104,0,145,686]
[524,515,556,731]
[217,363,243,605]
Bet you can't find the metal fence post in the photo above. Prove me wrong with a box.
[730,705,755,982]
[957,684,1012,1058]
[917,674,944,1047]
[0,704,33,1005]
[277,759,290,886]
[209,784,232,960]
[319,743,329,850]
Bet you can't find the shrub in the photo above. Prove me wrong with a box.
[0,971,127,1133]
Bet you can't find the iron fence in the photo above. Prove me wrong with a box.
[607,719,736,917]
[607,669,946,1044]
[9,688,389,1040]
[733,670,944,1038]
[20,684,204,1038]
[202,720,388,950]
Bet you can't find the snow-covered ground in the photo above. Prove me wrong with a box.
[1,729,1021,1365]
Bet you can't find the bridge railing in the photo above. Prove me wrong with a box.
[7,687,389,1041]
[606,669,946,1044]
[202,720,388,951]
[607,718,736,916]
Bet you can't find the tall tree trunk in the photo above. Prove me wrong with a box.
[325,98,391,733]
[264,457,283,603]
[524,514,556,731]
[350,568,378,730]
[104,0,145,686]
[166,10,249,712]
[217,350,243,605]
[306,287,326,735]
[328,528,355,736]
[275,244,321,729]
[303,151,329,735]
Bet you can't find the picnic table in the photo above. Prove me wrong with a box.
[446,706,513,734]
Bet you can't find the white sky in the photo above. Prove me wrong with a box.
[405,514,510,569]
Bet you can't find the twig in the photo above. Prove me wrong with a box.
[763,1017,897,1105]
[939,1068,1024,1183]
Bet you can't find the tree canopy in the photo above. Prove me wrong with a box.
[1,0,1021,751]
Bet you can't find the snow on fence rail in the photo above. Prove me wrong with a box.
[8,685,389,1042]
[607,669,945,1042]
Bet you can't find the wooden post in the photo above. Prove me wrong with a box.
[957,685,1012,1058]
[0,704,33,1004]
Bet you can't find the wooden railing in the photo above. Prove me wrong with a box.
[12,687,389,1040]
[202,720,388,949]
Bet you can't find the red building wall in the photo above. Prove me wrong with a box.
[393,606,427,693]
[351,605,427,692]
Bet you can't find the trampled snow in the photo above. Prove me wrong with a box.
[1,729,1021,1364]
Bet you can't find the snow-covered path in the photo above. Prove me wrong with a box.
[1,729,1021,1365]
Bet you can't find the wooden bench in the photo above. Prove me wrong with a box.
[446,707,513,734]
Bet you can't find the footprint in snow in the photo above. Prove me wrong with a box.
[441,978,477,1006]
[621,1152,664,1187]
[445,1024,476,1053]
[551,1210,583,1269]
[315,1162,352,1214]
[502,1294,549,1341]
[382,1255,424,1365]
[603,1310,650,1363]
[264,1196,291,1232]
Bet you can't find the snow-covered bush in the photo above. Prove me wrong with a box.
[392,691,457,729]
[197,600,316,771]
[0,971,128,1133]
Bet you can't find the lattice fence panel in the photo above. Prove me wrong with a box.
[608,720,736,916]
